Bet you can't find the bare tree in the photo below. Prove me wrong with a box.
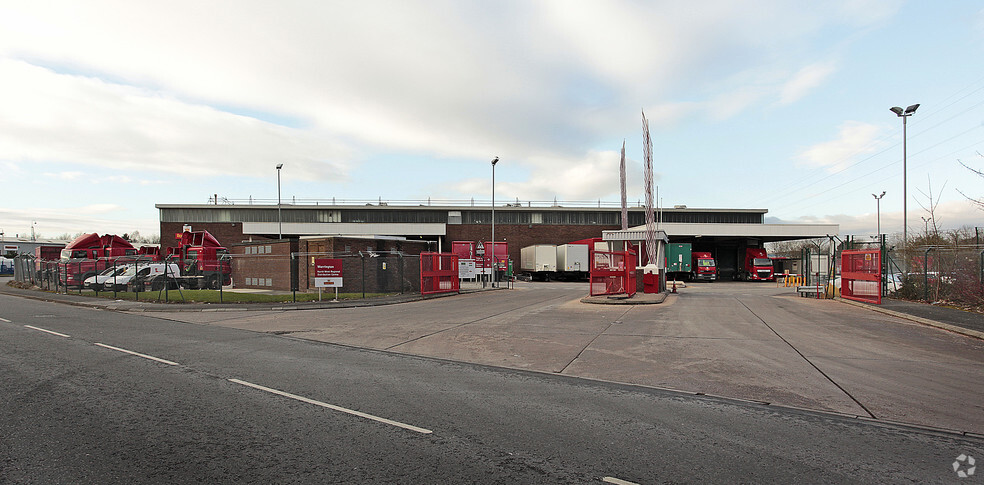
[915,176,945,239]
[957,152,984,211]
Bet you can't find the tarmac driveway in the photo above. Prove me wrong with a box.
[148,281,984,434]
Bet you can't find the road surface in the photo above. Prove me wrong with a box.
[1,292,980,483]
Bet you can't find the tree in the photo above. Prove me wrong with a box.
[957,154,984,211]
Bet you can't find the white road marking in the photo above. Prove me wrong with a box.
[228,378,433,434]
[95,343,179,366]
[603,477,640,485]
[0,317,11,322]
[24,325,70,338]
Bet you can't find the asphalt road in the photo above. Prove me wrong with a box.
[1,293,981,483]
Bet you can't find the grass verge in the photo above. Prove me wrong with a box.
[53,288,397,304]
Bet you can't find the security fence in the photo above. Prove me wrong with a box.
[889,246,984,306]
[788,236,983,306]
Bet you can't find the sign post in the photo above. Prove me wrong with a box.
[314,258,343,301]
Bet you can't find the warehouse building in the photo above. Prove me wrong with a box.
[157,202,837,282]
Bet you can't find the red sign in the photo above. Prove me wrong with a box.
[314,258,343,287]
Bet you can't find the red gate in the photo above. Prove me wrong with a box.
[841,249,881,304]
[589,249,637,297]
[420,252,460,295]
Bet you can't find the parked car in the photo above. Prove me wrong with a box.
[82,266,130,291]
[886,273,903,293]
[104,263,180,292]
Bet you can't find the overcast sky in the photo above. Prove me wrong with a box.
[1,1,983,241]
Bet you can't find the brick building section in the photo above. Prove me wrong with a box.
[231,236,429,293]
[445,224,616,268]
[162,220,612,275]
[230,239,297,291]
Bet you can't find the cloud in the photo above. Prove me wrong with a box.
[0,206,157,240]
[772,199,983,236]
[42,171,83,180]
[0,1,901,169]
[780,61,837,104]
[797,121,884,172]
[0,59,354,181]
[452,149,651,202]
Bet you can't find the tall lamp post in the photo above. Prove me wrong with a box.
[490,156,499,287]
[872,191,885,239]
[890,103,919,246]
[276,164,283,240]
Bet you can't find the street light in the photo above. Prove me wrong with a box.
[872,191,885,239]
[490,156,499,287]
[890,103,919,246]
[276,164,283,240]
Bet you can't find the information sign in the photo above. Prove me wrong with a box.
[314,258,343,287]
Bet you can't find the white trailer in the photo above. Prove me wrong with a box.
[556,244,589,280]
[520,245,557,280]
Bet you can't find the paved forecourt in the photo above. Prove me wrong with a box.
[148,280,984,435]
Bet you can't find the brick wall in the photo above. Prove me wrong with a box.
[446,224,617,268]
[160,222,255,253]
[230,239,296,291]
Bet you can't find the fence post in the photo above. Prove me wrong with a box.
[291,252,297,303]
[924,247,933,302]
[979,249,983,290]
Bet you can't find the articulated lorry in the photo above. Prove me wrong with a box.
[58,233,140,288]
[665,243,692,281]
[520,244,558,280]
[737,248,774,281]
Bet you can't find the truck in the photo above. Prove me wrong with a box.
[665,243,692,281]
[33,244,65,280]
[737,248,774,281]
[163,229,232,289]
[555,243,589,281]
[58,233,140,288]
[520,244,558,280]
[690,251,717,282]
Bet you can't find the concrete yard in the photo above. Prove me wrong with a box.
[146,281,984,435]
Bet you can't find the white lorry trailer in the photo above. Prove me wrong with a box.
[555,244,589,280]
[520,244,558,280]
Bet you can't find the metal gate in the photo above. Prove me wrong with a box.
[589,249,637,297]
[420,252,459,295]
[841,249,881,304]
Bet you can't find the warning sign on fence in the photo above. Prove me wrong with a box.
[314,258,343,287]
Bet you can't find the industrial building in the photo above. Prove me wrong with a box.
[157,202,838,282]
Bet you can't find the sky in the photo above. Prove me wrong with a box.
[1,0,983,241]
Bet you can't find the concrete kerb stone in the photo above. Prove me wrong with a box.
[580,291,668,305]
[834,297,984,341]
[0,283,505,313]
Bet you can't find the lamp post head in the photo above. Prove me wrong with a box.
[872,191,885,199]
[491,156,498,166]
[276,163,283,170]
[890,106,904,116]
[904,104,920,114]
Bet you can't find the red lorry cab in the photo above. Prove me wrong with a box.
[690,251,717,281]
[58,233,138,287]
[740,248,774,281]
[165,230,232,288]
